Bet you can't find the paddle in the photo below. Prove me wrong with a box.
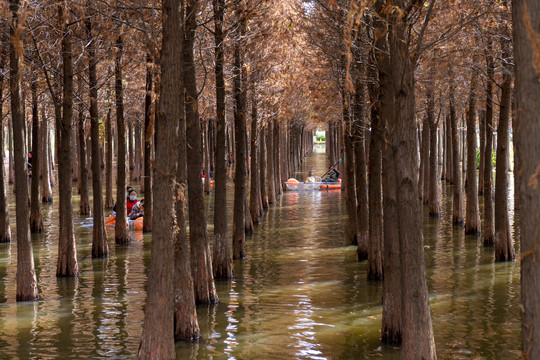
[321,158,341,180]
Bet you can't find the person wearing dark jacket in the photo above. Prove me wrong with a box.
[323,167,340,182]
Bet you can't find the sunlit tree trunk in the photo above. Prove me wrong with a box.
[427,78,440,217]
[211,0,231,279]
[184,0,218,304]
[513,1,540,357]
[450,76,464,226]
[77,104,90,215]
[419,119,429,201]
[249,89,262,224]
[41,107,52,203]
[478,110,485,196]
[266,121,276,204]
[143,54,153,232]
[87,15,108,258]
[494,28,514,262]
[0,61,11,243]
[446,113,454,184]
[259,126,268,209]
[465,65,481,235]
[203,119,211,194]
[139,1,179,356]
[483,44,495,246]
[114,34,131,245]
[8,117,14,185]
[56,6,79,277]
[29,81,43,232]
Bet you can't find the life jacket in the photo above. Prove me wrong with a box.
[126,199,138,214]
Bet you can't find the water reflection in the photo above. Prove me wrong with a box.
[0,148,521,359]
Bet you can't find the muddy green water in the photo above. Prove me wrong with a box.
[0,146,520,359]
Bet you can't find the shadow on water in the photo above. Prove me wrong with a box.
[0,146,521,359]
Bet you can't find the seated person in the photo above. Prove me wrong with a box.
[129,199,144,220]
[126,189,138,215]
[306,170,316,183]
[323,167,340,183]
[113,186,134,214]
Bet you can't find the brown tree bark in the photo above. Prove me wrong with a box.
[212,0,232,279]
[513,1,540,357]
[343,96,358,246]
[266,121,276,203]
[494,28,514,262]
[11,0,38,300]
[389,10,435,357]
[40,107,52,203]
[203,119,211,194]
[29,81,43,232]
[8,117,14,185]
[87,15,109,259]
[427,79,440,217]
[184,0,218,304]
[483,46,495,246]
[143,54,153,232]
[232,20,247,259]
[249,89,262,224]
[465,65,481,235]
[446,113,454,184]
[259,126,269,209]
[105,108,114,209]
[56,6,79,277]
[273,121,282,195]
[374,11,402,345]
[139,0,179,355]
[354,65,369,263]
[114,34,131,245]
[449,76,464,225]
[419,119,429,201]
[77,105,90,215]
[478,110,485,196]
[128,121,134,182]
[0,60,11,242]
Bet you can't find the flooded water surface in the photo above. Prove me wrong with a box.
[0,146,520,359]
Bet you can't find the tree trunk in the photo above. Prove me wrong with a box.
[128,121,134,182]
[232,23,247,259]
[203,119,211,194]
[427,80,440,217]
[483,45,495,246]
[446,113,454,184]
[78,105,90,215]
[419,120,428,201]
[41,108,52,203]
[273,121,282,195]
[478,110,485,196]
[266,121,276,203]
[56,6,79,278]
[354,67,369,262]
[249,89,262,224]
[259,126,269,209]
[212,0,232,279]
[105,108,114,209]
[29,81,43,233]
[389,14,435,358]
[375,12,402,345]
[450,77,464,226]
[114,35,131,245]
[513,1,540,357]
[0,62,11,243]
[465,66,481,235]
[494,30,514,262]
[367,86,383,279]
[87,16,109,259]
[143,54,153,232]
[8,117,14,185]
[343,96,358,246]
[184,0,218,304]
[139,1,179,355]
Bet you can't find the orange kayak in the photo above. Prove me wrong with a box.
[105,215,143,230]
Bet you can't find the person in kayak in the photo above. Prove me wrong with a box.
[322,167,340,183]
[126,189,138,214]
[129,199,144,220]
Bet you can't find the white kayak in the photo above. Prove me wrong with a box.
[285,177,342,191]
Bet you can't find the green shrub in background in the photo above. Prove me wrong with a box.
[476,148,496,169]
[314,130,326,143]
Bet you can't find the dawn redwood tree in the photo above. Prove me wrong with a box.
[249,90,263,224]
[427,73,440,217]
[449,73,464,225]
[142,54,153,232]
[40,106,52,203]
[77,103,90,215]
[259,126,269,209]
[465,63,481,235]
[10,0,38,300]
[232,8,247,260]
[494,15,514,262]
[139,0,178,356]
[105,108,114,209]
[0,65,11,243]
[174,8,200,337]
[266,122,276,204]
[87,14,108,258]
[478,110,485,196]
[29,80,43,232]
[114,34,131,245]
[56,5,79,277]
[419,115,429,202]
[513,0,540,357]
[483,43,495,246]
[184,0,218,304]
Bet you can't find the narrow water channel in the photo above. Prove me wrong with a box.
[0,145,520,359]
